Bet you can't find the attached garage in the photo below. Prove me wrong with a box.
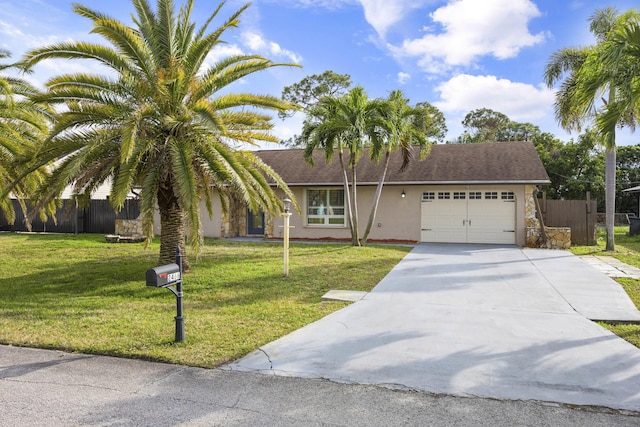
[420,189,516,244]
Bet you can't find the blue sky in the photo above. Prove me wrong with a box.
[1,0,639,147]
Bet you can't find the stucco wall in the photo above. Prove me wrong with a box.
[154,197,224,238]
[155,184,534,246]
[271,184,530,245]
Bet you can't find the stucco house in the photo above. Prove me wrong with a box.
[198,141,551,247]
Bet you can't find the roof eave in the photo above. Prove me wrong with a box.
[270,180,551,187]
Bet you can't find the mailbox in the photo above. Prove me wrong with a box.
[145,247,185,343]
[146,263,181,287]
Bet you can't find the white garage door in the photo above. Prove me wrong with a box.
[421,190,516,244]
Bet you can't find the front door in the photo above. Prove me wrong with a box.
[247,209,265,235]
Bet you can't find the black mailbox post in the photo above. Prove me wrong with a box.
[146,247,185,343]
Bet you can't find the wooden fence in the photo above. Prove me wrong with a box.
[539,195,597,246]
[0,199,139,234]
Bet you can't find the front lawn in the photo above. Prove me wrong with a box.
[4,229,640,367]
[570,226,640,348]
[0,233,411,367]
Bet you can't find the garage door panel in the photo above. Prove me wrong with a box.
[421,190,516,245]
[421,198,467,243]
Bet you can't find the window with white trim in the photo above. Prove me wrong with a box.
[438,192,450,200]
[469,191,482,199]
[307,188,345,226]
[422,192,435,200]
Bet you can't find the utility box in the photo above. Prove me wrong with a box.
[630,217,640,236]
[146,263,181,287]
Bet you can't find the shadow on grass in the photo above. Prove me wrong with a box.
[0,233,410,311]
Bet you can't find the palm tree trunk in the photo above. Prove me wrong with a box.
[605,145,616,251]
[361,150,390,245]
[157,182,190,271]
[605,86,616,252]
[350,153,360,246]
[338,151,357,245]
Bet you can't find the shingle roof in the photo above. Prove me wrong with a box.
[255,141,550,185]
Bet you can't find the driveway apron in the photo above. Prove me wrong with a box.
[227,244,640,412]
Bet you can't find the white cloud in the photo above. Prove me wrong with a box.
[267,0,354,9]
[203,44,245,67]
[390,0,545,73]
[241,31,302,63]
[358,0,431,37]
[397,71,411,84]
[433,74,555,122]
[0,20,25,39]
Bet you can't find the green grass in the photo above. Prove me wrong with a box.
[5,229,640,367]
[570,226,640,348]
[0,233,411,367]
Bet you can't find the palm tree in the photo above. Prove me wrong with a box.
[544,7,640,251]
[301,86,379,246]
[360,90,432,244]
[19,0,298,269]
[0,49,52,225]
[595,20,640,141]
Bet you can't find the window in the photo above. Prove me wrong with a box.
[453,192,466,200]
[422,192,435,201]
[438,192,450,200]
[307,188,345,226]
[485,192,498,200]
[501,191,515,200]
[469,192,482,200]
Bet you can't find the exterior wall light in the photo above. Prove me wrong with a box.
[401,190,406,198]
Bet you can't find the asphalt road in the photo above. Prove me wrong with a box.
[0,345,638,426]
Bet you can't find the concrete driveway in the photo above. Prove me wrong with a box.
[227,244,640,412]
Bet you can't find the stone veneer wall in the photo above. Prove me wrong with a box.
[524,185,572,249]
[115,218,144,237]
[221,194,249,237]
[544,227,572,249]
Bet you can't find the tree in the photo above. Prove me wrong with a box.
[544,7,640,251]
[281,70,351,117]
[301,86,377,245]
[279,70,351,147]
[496,121,541,142]
[593,19,640,215]
[301,87,445,245]
[533,130,605,206]
[20,0,297,269]
[459,108,510,142]
[360,91,435,244]
[454,107,541,143]
[596,19,640,133]
[616,145,640,214]
[0,49,52,224]
[415,102,447,142]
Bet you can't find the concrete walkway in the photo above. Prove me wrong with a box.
[581,255,640,279]
[227,244,640,412]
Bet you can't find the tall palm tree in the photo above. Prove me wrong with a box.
[20,0,297,269]
[544,7,640,251]
[595,20,640,140]
[301,86,379,246]
[0,49,52,225]
[360,90,432,244]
